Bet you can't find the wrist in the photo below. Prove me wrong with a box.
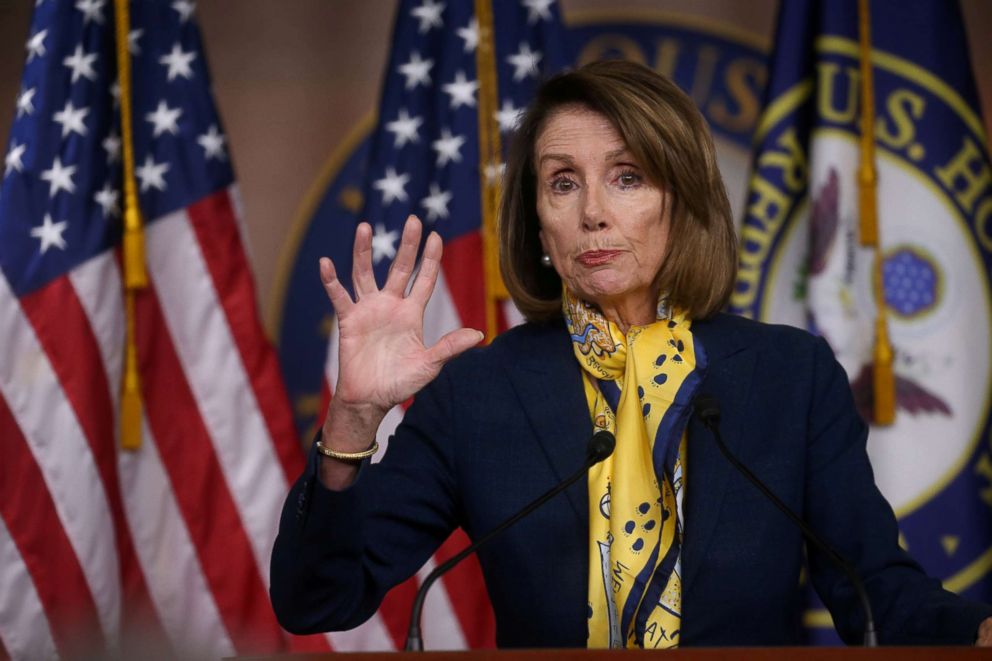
[322,398,386,453]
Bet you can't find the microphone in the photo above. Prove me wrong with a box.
[405,430,616,651]
[691,394,878,647]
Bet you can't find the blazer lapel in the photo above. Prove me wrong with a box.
[681,315,756,593]
[500,315,758,575]
[505,324,592,522]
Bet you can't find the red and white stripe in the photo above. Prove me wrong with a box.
[321,231,499,651]
[0,186,322,658]
[0,515,58,659]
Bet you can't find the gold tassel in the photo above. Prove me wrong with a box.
[474,0,505,343]
[872,316,895,425]
[857,166,877,247]
[857,0,895,425]
[115,0,147,448]
[122,204,147,288]
[120,294,143,450]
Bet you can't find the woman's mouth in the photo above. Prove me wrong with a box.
[577,250,622,266]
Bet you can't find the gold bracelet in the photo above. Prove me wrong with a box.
[315,439,379,462]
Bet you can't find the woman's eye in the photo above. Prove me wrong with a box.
[617,171,641,188]
[550,176,576,193]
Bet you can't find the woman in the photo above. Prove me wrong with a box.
[270,60,992,647]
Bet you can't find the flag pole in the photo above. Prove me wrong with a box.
[114,0,148,449]
[475,0,506,343]
[857,0,895,425]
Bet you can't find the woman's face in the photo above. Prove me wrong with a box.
[535,106,670,318]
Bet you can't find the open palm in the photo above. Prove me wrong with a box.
[321,215,483,420]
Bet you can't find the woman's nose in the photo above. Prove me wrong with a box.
[581,186,609,231]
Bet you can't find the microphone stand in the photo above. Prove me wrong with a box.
[405,430,615,651]
[693,395,878,647]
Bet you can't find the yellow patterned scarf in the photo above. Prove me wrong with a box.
[563,289,706,649]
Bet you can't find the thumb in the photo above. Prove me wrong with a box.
[426,328,485,368]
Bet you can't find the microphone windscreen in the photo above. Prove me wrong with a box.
[693,394,721,425]
[587,430,616,463]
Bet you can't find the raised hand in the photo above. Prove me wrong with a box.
[317,215,483,481]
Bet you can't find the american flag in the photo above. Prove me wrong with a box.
[319,0,570,651]
[0,1,315,657]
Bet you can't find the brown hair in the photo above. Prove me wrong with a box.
[498,59,737,323]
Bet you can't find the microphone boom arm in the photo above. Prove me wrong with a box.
[693,396,878,647]
[405,430,615,651]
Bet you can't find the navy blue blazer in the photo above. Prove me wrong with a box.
[270,313,991,646]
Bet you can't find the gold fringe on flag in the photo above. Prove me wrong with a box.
[115,0,148,449]
[474,0,507,343]
[857,0,895,425]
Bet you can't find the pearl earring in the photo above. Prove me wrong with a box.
[541,254,552,267]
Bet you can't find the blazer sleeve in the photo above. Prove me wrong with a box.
[269,366,461,635]
[802,336,992,645]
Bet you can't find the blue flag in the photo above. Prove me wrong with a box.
[731,0,992,642]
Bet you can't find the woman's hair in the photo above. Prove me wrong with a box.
[498,59,738,322]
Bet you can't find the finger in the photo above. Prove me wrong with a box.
[351,222,377,298]
[409,230,442,304]
[425,328,485,368]
[319,257,354,315]
[384,215,422,295]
